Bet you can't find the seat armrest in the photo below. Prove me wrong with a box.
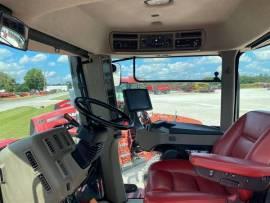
[190,153,270,177]
[190,153,270,191]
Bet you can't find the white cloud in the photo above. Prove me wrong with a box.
[48,62,56,67]
[44,71,56,77]
[19,53,47,64]
[216,65,222,73]
[57,55,68,63]
[32,53,47,62]
[0,61,23,72]
[121,64,133,77]
[253,47,270,60]
[0,61,25,81]
[168,61,194,72]
[64,74,71,81]
[240,55,252,63]
[143,58,169,63]
[196,56,222,64]
[19,55,30,65]
[0,48,12,59]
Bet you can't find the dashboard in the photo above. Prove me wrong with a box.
[0,127,89,203]
[111,30,203,52]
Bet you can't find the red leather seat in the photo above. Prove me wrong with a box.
[145,111,270,203]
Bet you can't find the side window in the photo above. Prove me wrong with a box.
[0,45,74,139]
[239,46,270,116]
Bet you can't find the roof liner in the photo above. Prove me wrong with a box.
[1,0,270,55]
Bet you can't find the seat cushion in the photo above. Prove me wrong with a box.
[144,160,236,203]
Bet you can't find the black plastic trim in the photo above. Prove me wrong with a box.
[234,51,242,120]
[29,28,89,57]
[247,32,270,49]
[154,144,213,153]
[112,57,134,63]
[0,4,12,15]
[195,167,270,191]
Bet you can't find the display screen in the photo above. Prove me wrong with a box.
[123,89,152,112]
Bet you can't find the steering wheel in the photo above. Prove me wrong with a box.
[75,97,134,130]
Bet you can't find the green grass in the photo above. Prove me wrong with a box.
[0,95,38,101]
[0,105,54,139]
[51,94,69,100]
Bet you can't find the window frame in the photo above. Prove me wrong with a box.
[236,46,270,119]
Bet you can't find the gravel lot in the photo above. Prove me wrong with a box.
[149,88,270,126]
[0,92,67,112]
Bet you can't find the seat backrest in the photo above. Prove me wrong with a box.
[213,111,270,162]
[213,111,270,201]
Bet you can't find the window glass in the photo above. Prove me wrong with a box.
[116,56,222,126]
[135,56,222,81]
[0,45,74,139]
[239,46,270,116]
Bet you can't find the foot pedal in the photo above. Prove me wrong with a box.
[124,184,138,193]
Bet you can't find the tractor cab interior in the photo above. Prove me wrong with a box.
[0,0,270,203]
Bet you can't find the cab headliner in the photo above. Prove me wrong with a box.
[1,0,270,55]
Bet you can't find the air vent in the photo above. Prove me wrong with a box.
[111,30,203,52]
[176,31,202,38]
[25,151,39,170]
[38,174,51,192]
[112,32,138,51]
[113,40,138,51]
[113,33,138,39]
[53,134,64,150]
[44,138,55,154]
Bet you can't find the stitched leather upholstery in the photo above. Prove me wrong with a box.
[144,111,270,203]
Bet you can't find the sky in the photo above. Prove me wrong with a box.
[0,45,70,85]
[0,43,270,84]
[117,46,270,80]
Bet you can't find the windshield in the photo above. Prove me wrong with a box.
[115,56,222,126]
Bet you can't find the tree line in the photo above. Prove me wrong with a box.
[0,68,45,92]
[1,70,270,93]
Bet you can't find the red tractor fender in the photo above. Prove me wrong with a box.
[0,138,18,149]
[30,106,77,135]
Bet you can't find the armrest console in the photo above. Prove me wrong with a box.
[190,153,270,191]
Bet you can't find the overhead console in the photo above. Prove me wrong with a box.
[111,30,203,52]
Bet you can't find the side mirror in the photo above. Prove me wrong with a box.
[0,12,29,50]
[112,63,121,86]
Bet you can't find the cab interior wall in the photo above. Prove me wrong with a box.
[0,1,269,202]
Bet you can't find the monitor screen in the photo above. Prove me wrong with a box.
[123,89,153,112]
